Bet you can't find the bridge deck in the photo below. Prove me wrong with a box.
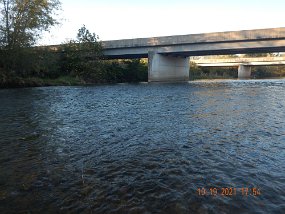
[102,28,285,49]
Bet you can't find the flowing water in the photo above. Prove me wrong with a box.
[0,79,285,213]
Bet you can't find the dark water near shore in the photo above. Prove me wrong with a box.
[0,79,285,213]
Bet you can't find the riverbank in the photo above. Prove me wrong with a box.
[0,58,149,89]
[0,72,148,88]
[0,76,85,88]
[2,57,285,89]
[2,75,285,89]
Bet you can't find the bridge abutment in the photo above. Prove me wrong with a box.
[238,65,252,79]
[148,52,189,82]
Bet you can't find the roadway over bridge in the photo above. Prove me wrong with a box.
[102,27,285,81]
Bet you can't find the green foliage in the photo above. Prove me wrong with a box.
[189,62,202,80]
[190,62,238,79]
[61,25,103,81]
[29,47,61,78]
[0,75,82,88]
[190,61,285,80]
[61,25,148,83]
[0,46,60,78]
[252,66,285,78]
[120,59,148,82]
[102,59,148,83]
[0,0,61,48]
[190,54,285,80]
[0,0,61,79]
[244,53,268,57]
[0,22,149,87]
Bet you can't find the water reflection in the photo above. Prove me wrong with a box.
[0,79,285,213]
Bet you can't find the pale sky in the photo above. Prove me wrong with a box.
[40,0,285,45]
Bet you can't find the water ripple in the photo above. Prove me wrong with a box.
[0,79,285,213]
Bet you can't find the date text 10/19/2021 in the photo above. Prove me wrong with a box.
[197,187,261,197]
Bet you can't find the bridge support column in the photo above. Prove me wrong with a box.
[148,51,189,82]
[238,65,251,79]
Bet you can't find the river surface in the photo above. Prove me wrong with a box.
[0,79,285,213]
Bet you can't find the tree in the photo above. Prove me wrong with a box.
[0,0,61,77]
[61,25,103,81]
[123,59,148,82]
[0,0,61,48]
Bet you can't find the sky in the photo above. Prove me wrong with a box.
[40,0,285,45]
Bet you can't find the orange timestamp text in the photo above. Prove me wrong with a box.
[197,187,261,197]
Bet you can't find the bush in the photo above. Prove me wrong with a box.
[61,25,103,81]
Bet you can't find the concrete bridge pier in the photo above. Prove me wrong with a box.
[238,64,252,79]
[148,51,189,82]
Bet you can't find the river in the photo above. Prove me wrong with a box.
[0,79,284,213]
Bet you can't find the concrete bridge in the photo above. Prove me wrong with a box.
[191,56,285,78]
[102,27,285,81]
